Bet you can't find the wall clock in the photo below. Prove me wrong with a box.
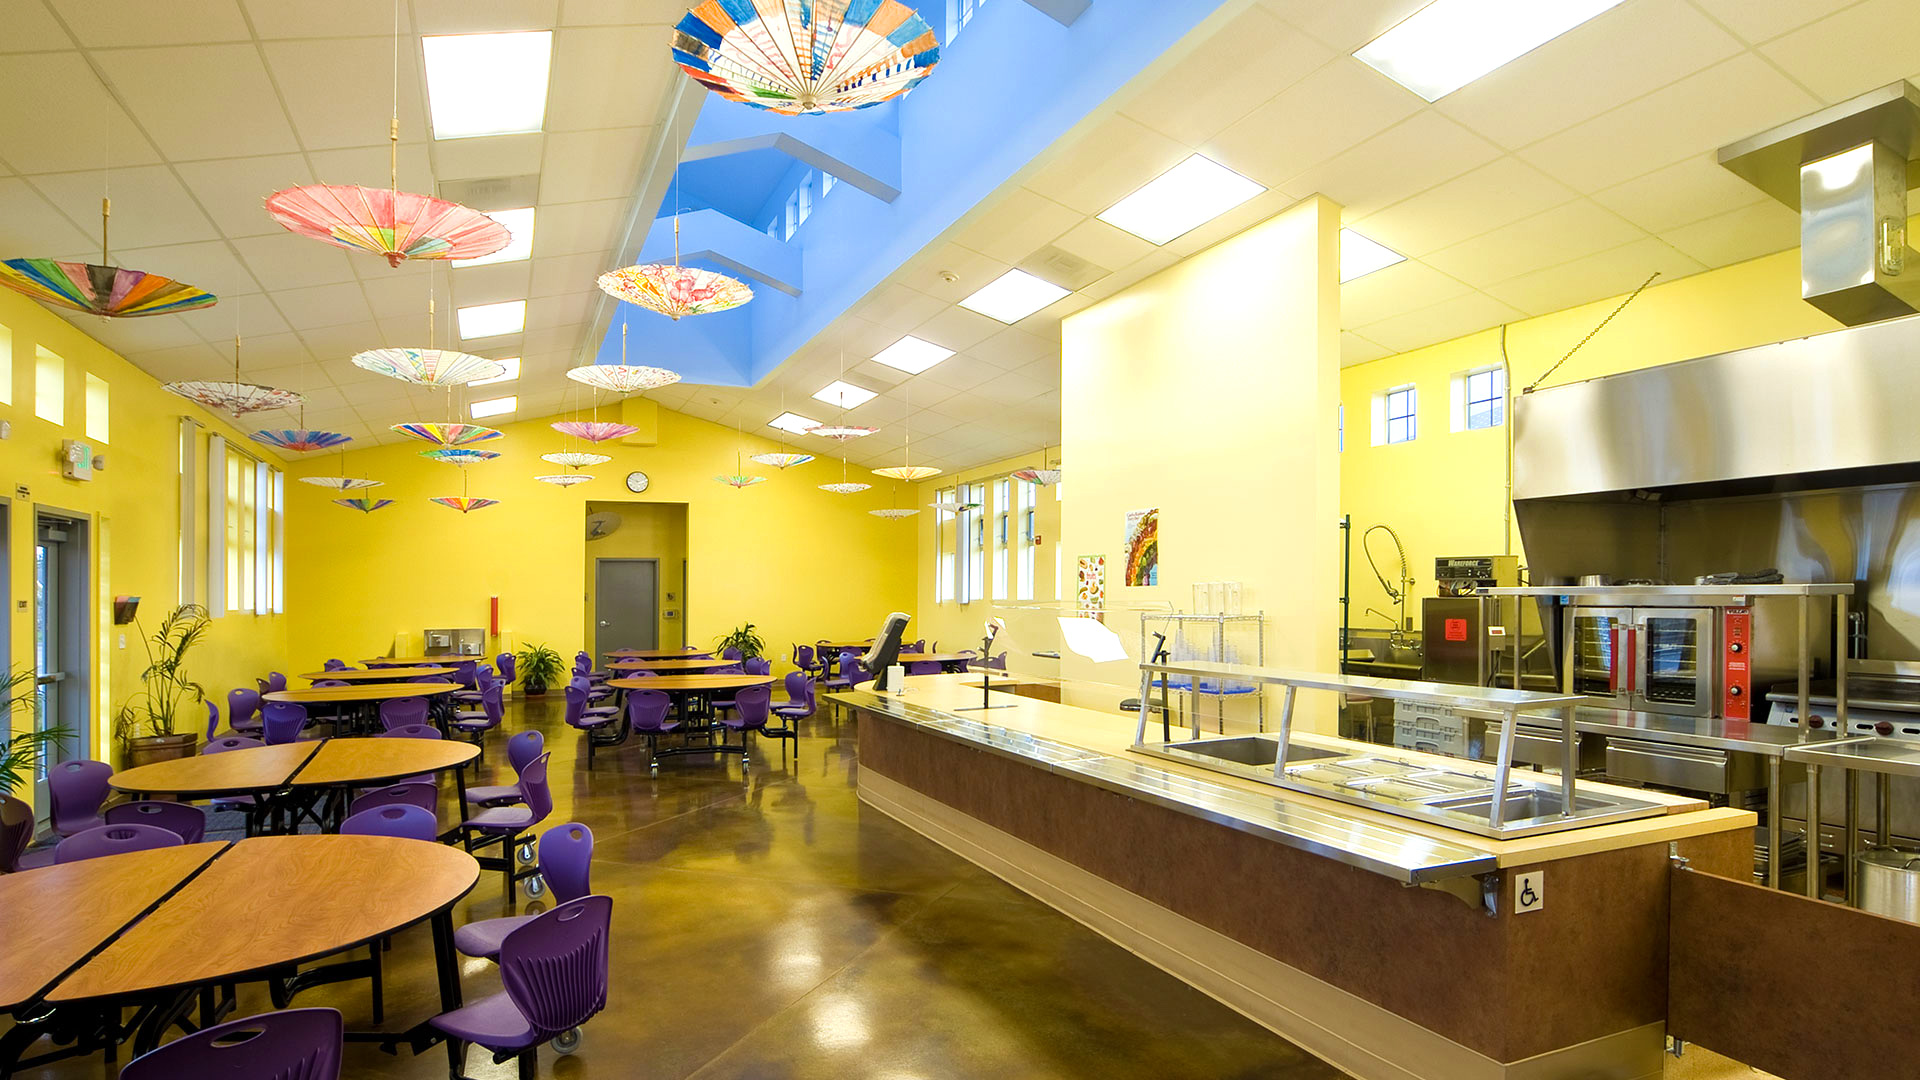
[626,471,649,493]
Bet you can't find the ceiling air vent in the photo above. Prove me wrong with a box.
[1016,245,1109,292]
[437,174,541,213]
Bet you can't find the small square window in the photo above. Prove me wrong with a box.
[1384,386,1416,445]
[1464,367,1504,430]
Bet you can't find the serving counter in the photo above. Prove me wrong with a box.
[835,671,1754,1080]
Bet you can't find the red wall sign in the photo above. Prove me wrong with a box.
[1444,618,1468,642]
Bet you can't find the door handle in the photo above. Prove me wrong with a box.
[598,620,610,626]
[1608,626,1620,692]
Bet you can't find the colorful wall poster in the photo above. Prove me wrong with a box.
[1076,555,1106,623]
[1123,508,1158,586]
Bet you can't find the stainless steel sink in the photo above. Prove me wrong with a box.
[1160,735,1344,767]
[1426,790,1617,823]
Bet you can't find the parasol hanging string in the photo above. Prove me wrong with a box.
[101,197,110,265]
[390,0,400,194]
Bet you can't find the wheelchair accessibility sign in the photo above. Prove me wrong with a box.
[1514,870,1544,914]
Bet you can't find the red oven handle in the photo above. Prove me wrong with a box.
[1623,626,1636,693]
[1608,626,1620,691]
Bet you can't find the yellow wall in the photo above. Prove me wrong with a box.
[910,449,1065,673]
[1339,248,1843,621]
[282,405,916,677]
[0,289,288,772]
[582,499,687,651]
[1060,196,1343,722]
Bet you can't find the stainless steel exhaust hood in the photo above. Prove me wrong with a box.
[1720,82,1920,326]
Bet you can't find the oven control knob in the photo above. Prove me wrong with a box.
[1877,721,1895,736]
[1729,642,1744,653]
[1809,717,1825,728]
[1728,685,1743,697]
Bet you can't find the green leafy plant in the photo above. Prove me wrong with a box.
[2,666,69,795]
[716,622,766,661]
[516,642,566,695]
[113,603,210,744]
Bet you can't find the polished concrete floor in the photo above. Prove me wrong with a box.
[12,693,1347,1079]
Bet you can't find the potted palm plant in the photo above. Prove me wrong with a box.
[113,603,210,768]
[515,642,565,696]
[716,622,765,661]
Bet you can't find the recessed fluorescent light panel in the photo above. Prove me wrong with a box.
[422,31,553,139]
[1339,229,1406,283]
[1354,0,1628,102]
[871,336,955,375]
[469,356,521,386]
[812,380,877,409]
[1097,154,1266,245]
[768,411,821,436]
[470,395,517,419]
[457,300,525,340]
[453,208,535,267]
[958,269,1071,323]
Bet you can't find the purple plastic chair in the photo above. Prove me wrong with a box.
[55,822,182,864]
[626,689,677,767]
[49,759,112,837]
[202,736,266,830]
[261,702,309,746]
[313,680,350,689]
[821,651,860,691]
[379,723,442,741]
[106,801,207,845]
[721,646,743,662]
[204,699,222,742]
[205,736,264,753]
[340,803,439,842]
[118,1007,343,1080]
[569,677,618,718]
[348,783,438,820]
[764,673,812,760]
[456,753,553,900]
[565,685,621,767]
[453,666,496,706]
[324,658,348,671]
[988,651,1009,670]
[2,795,42,872]
[843,658,871,690]
[379,697,430,731]
[497,652,516,685]
[744,657,771,676]
[431,895,611,1074]
[450,682,505,755]
[718,685,773,765]
[465,731,545,808]
[227,687,264,735]
[455,822,594,961]
[906,660,941,676]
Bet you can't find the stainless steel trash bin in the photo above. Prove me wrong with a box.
[1857,848,1920,923]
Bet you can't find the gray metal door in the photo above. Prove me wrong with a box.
[595,558,659,656]
[33,515,86,822]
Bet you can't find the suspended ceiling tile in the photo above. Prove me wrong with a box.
[410,0,560,34]
[1,1,71,51]
[1590,155,1770,234]
[49,0,250,47]
[848,359,910,388]
[1353,290,1527,355]
[1517,54,1820,194]
[947,187,1084,266]
[530,251,614,298]
[124,342,227,381]
[1076,247,1180,301]
[539,128,650,204]
[530,198,627,257]
[261,38,430,150]
[979,369,1054,403]
[1693,0,1870,46]
[910,305,1005,356]
[304,142,435,193]
[432,132,546,183]
[449,260,534,307]
[915,354,1006,393]
[176,154,313,239]
[295,320,384,360]
[850,284,949,333]
[521,322,583,353]
[76,313,206,354]
[1340,259,1474,327]
[1660,200,1802,267]
[1283,111,1502,222]
[968,327,1055,370]
[233,232,360,291]
[29,165,221,248]
[1023,112,1192,217]
[896,242,1011,301]
[1354,156,1577,258]
[240,0,413,38]
[358,273,437,322]
[1050,217,1160,274]
[94,45,299,160]
[1253,0,1428,53]
[528,292,591,330]
[1341,331,1392,367]
[0,177,96,252]
[1203,59,1421,190]
[1117,5,1331,146]
[0,52,161,174]
[1480,236,1706,317]
[272,282,376,330]
[1436,1,1742,151]
[1758,0,1920,103]
[99,240,264,301]
[550,26,673,131]
[1423,199,1647,286]
[337,379,405,407]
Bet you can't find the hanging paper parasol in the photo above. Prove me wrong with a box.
[551,420,639,443]
[431,496,499,513]
[597,261,752,322]
[0,198,218,318]
[930,498,980,513]
[806,423,878,441]
[163,336,304,417]
[353,347,506,387]
[819,455,869,495]
[671,0,941,116]
[565,362,681,394]
[252,428,351,453]
[1011,467,1063,485]
[420,447,501,465]
[750,451,814,469]
[873,464,940,481]
[391,422,503,447]
[541,451,611,468]
[536,474,595,487]
[266,185,510,268]
[715,473,766,489]
[300,476,383,491]
[333,497,394,513]
[869,507,920,519]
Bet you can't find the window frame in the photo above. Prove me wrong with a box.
[1377,384,1416,445]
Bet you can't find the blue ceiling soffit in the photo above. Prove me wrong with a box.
[600,0,1230,390]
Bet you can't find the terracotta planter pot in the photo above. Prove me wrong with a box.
[124,731,199,770]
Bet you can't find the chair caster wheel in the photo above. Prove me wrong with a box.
[523,874,545,898]
[517,842,536,864]
[551,1027,582,1055]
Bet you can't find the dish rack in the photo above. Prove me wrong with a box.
[1139,612,1266,734]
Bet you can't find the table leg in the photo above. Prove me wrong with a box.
[430,910,462,1011]
[452,764,471,824]
[1767,755,1782,890]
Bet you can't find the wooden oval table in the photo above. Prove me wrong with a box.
[300,666,456,682]
[606,648,711,659]
[42,834,480,1061]
[608,673,775,766]
[111,741,322,801]
[364,655,483,667]
[607,657,727,672]
[267,681,460,734]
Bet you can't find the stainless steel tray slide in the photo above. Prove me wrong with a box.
[849,692,1496,885]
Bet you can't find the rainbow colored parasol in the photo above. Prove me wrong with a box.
[353,347,506,387]
[391,422,504,447]
[333,497,394,513]
[596,262,752,321]
[419,447,501,465]
[266,185,510,268]
[551,420,639,443]
[430,496,499,513]
[671,0,941,116]
[252,429,351,453]
[0,259,216,318]
[301,476,383,491]
[750,451,814,469]
[565,363,682,394]
[542,451,611,468]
